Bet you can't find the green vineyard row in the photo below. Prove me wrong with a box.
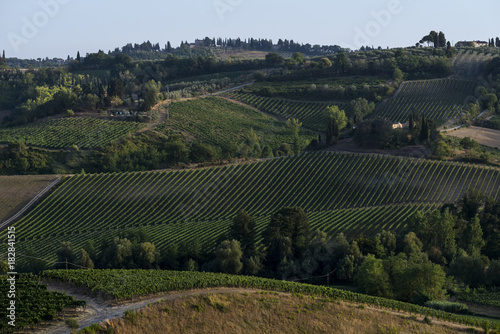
[3,151,499,263]
[0,117,145,149]
[372,78,478,123]
[222,92,348,132]
[157,97,315,146]
[452,50,498,77]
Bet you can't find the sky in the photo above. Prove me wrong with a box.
[0,0,498,59]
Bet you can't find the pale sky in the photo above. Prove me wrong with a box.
[1,0,498,59]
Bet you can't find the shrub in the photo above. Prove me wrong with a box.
[424,300,469,314]
[66,318,79,329]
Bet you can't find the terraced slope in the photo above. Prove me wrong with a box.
[371,78,478,123]
[3,152,499,263]
[0,118,145,149]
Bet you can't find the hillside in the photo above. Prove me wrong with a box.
[4,151,500,264]
[0,175,59,223]
[156,96,316,146]
[38,269,498,333]
[81,291,469,334]
[372,78,478,123]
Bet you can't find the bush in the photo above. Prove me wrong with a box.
[424,301,469,314]
[66,318,79,329]
[460,137,478,150]
[190,142,218,163]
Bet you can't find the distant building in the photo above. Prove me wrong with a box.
[392,122,403,129]
[455,40,489,48]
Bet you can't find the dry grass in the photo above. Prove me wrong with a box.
[100,292,479,334]
[447,126,500,149]
[0,175,58,222]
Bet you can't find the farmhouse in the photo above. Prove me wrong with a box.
[455,40,488,48]
[392,122,403,129]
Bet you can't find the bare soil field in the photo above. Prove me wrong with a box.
[447,126,500,149]
[0,175,59,223]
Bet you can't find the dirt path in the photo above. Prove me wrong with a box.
[41,285,264,334]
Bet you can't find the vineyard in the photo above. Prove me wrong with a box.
[371,78,478,123]
[42,269,499,330]
[0,117,145,149]
[157,97,316,146]
[458,291,500,309]
[223,92,348,131]
[0,274,84,333]
[3,151,500,263]
[452,50,498,77]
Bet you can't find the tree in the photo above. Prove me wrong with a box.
[291,52,305,64]
[461,216,485,257]
[334,52,350,73]
[324,106,347,131]
[78,249,94,269]
[409,209,457,262]
[56,242,75,269]
[438,32,446,48]
[487,260,500,286]
[139,80,160,112]
[135,242,159,269]
[326,117,340,145]
[393,68,404,83]
[449,255,486,288]
[230,210,257,258]
[354,254,392,298]
[0,50,6,66]
[397,262,447,303]
[215,240,243,274]
[190,142,218,163]
[166,41,172,52]
[320,57,332,69]
[264,207,310,269]
[350,98,375,123]
[76,51,81,63]
[460,188,484,220]
[265,52,284,66]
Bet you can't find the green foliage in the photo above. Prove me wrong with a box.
[324,105,347,131]
[355,254,392,298]
[214,240,243,274]
[424,301,468,314]
[0,274,84,333]
[264,207,310,270]
[66,318,79,329]
[230,210,257,258]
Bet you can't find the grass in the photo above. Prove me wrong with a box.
[85,292,473,334]
[0,174,59,222]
